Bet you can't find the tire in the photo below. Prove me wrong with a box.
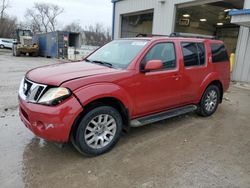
[197,85,220,117]
[32,52,38,57]
[13,45,17,56]
[74,106,122,156]
[16,50,21,57]
[0,44,4,49]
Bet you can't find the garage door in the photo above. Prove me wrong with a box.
[121,10,153,38]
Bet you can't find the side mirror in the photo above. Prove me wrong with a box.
[144,60,163,72]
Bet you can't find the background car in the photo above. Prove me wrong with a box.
[0,38,15,49]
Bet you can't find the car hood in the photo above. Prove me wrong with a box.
[26,61,119,86]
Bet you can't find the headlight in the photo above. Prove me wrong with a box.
[38,87,71,106]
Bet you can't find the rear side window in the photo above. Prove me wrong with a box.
[211,43,229,63]
[197,43,205,65]
[181,42,206,67]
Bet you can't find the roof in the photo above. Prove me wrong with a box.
[229,9,250,16]
[111,0,121,3]
[118,36,222,43]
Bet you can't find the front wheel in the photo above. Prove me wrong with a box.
[197,85,220,117]
[32,52,38,57]
[75,106,122,156]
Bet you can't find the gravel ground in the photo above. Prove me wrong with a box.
[0,49,250,188]
[0,49,62,113]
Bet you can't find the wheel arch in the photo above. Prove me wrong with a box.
[69,96,130,143]
[200,79,224,103]
[208,80,223,103]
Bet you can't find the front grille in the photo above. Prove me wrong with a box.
[23,39,33,46]
[23,79,32,96]
[19,78,47,102]
[33,86,45,101]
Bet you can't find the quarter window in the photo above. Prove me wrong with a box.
[211,43,229,63]
[142,43,176,70]
[182,42,206,67]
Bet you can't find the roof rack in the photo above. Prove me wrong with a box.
[136,33,169,37]
[170,32,217,39]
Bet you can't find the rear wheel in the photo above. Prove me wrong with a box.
[74,106,122,156]
[0,44,4,49]
[197,85,220,117]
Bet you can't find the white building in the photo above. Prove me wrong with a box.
[112,0,250,82]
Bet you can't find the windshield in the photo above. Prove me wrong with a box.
[86,40,148,69]
[18,30,32,37]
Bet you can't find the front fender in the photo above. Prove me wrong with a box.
[73,83,133,113]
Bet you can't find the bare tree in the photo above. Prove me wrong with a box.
[0,15,17,38]
[63,21,83,33]
[63,21,112,46]
[47,4,64,32]
[0,0,17,38]
[0,0,9,21]
[25,9,43,33]
[25,3,63,33]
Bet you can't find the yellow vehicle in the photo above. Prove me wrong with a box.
[13,29,39,57]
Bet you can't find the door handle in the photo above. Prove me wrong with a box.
[172,74,181,81]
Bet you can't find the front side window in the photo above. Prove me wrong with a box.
[87,40,148,69]
[141,42,176,70]
[182,42,206,67]
[211,43,229,63]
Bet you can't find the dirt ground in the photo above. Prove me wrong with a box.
[0,49,250,188]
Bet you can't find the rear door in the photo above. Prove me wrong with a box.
[134,41,182,116]
[179,41,210,104]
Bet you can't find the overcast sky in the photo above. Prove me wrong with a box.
[6,0,113,28]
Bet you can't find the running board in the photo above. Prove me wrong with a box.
[130,105,197,127]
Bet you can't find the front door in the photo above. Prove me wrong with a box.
[134,42,181,116]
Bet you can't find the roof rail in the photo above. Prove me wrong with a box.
[170,32,217,39]
[136,33,169,37]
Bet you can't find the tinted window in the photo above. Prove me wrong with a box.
[182,43,199,66]
[211,43,229,63]
[182,42,206,67]
[197,43,205,65]
[142,43,176,70]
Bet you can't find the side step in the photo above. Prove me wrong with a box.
[130,105,197,127]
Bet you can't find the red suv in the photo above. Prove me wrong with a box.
[18,33,230,156]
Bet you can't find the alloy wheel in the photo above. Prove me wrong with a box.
[84,114,117,149]
[204,90,218,112]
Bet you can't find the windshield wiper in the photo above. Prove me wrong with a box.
[85,59,113,68]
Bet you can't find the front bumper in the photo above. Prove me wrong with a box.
[17,46,39,53]
[18,95,83,142]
